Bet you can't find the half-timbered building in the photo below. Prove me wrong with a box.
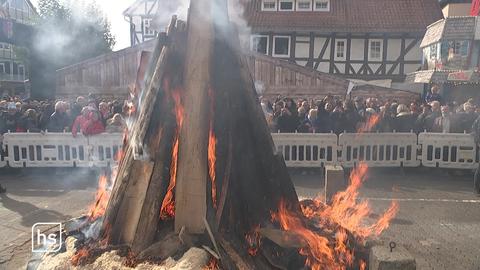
[244,0,443,91]
[123,0,160,47]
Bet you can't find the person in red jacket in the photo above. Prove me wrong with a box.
[72,107,105,137]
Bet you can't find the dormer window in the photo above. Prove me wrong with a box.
[279,0,294,11]
[297,0,312,11]
[314,0,330,11]
[262,0,277,11]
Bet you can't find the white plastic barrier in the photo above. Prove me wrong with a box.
[87,133,124,167]
[338,132,420,168]
[418,133,478,169]
[3,132,89,168]
[272,133,338,167]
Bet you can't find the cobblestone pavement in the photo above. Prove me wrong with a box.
[293,167,480,270]
[0,169,100,269]
[0,167,479,269]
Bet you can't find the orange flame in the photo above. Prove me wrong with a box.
[207,87,217,208]
[360,259,367,270]
[87,174,110,221]
[203,257,219,270]
[208,128,217,208]
[245,225,261,256]
[357,113,380,133]
[160,136,179,219]
[160,85,184,220]
[71,247,90,266]
[272,163,399,269]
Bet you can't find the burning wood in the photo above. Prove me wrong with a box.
[37,0,399,269]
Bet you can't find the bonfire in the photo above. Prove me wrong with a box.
[34,0,398,269]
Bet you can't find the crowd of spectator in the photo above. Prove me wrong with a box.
[0,94,128,137]
[261,87,480,135]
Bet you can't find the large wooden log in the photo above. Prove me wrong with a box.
[102,17,177,243]
[174,0,214,234]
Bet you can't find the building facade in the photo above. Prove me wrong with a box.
[244,0,443,91]
[407,16,480,103]
[0,0,36,97]
[123,0,160,47]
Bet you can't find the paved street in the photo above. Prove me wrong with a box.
[0,167,479,269]
[0,169,100,269]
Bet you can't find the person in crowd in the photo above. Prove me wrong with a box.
[277,107,298,133]
[106,113,127,133]
[425,85,443,104]
[415,104,432,133]
[453,103,478,133]
[284,98,298,118]
[72,107,105,137]
[99,102,112,125]
[20,109,41,132]
[38,103,54,130]
[313,101,332,133]
[394,104,415,132]
[297,107,312,133]
[0,102,21,133]
[342,100,362,133]
[433,105,452,133]
[424,101,441,132]
[354,97,366,118]
[47,101,70,132]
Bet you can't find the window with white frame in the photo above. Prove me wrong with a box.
[261,0,277,11]
[297,0,312,10]
[143,18,154,36]
[369,39,383,60]
[273,36,291,57]
[279,0,294,11]
[314,0,330,11]
[0,63,5,74]
[251,35,269,55]
[335,40,346,59]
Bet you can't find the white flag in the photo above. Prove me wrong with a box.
[347,81,355,96]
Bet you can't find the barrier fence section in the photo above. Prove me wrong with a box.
[271,133,338,167]
[2,132,123,168]
[418,133,479,169]
[0,132,478,169]
[338,132,420,168]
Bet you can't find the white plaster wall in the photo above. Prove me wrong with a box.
[387,39,402,61]
[314,37,330,59]
[405,39,422,61]
[296,36,310,42]
[404,63,421,74]
[317,62,329,73]
[350,39,365,61]
[295,43,310,58]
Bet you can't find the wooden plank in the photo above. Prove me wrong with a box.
[113,160,154,244]
[174,0,213,234]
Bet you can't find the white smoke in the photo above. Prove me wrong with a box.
[152,0,252,50]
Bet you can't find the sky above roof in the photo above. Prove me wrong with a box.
[29,0,133,51]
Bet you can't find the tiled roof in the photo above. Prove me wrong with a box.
[421,16,479,47]
[244,0,443,33]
